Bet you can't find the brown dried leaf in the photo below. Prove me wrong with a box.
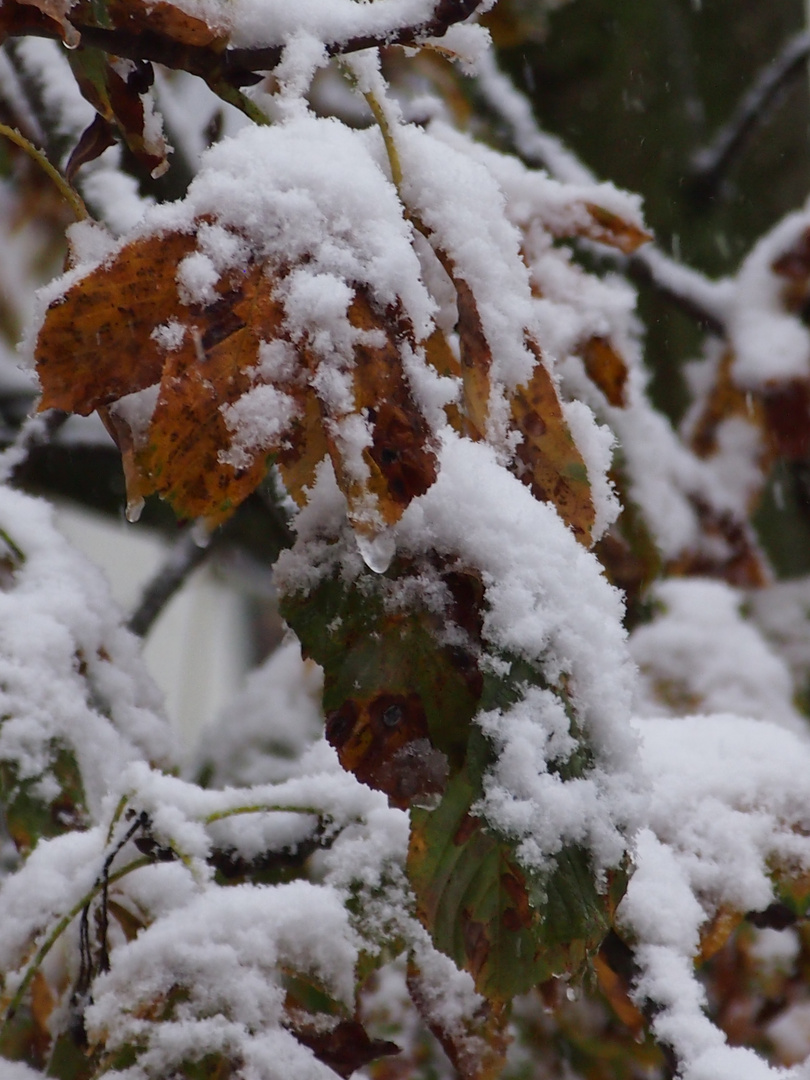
[511,342,595,545]
[310,287,438,536]
[295,1020,400,1079]
[66,114,117,181]
[578,335,629,408]
[455,277,491,440]
[0,0,80,47]
[135,263,297,526]
[690,349,768,462]
[407,958,509,1080]
[578,203,651,254]
[276,390,330,508]
[760,378,810,461]
[71,0,225,48]
[699,906,743,962]
[37,230,197,414]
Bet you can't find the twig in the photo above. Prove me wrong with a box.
[17,0,484,89]
[688,30,810,199]
[2,855,152,1029]
[0,408,69,485]
[0,122,89,220]
[126,530,215,638]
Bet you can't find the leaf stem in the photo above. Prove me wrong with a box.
[1,856,152,1032]
[0,123,89,222]
[203,804,324,825]
[363,89,403,192]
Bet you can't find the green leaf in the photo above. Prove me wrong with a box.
[280,560,483,807]
[408,759,625,1000]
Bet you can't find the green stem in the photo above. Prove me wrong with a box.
[203,804,323,825]
[0,123,89,222]
[363,89,403,191]
[105,795,129,845]
[1,856,152,1032]
[209,81,272,126]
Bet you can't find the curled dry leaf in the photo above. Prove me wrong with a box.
[67,48,168,177]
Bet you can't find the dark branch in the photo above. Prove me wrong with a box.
[17,0,484,88]
[689,30,810,200]
[127,530,214,638]
[625,250,727,337]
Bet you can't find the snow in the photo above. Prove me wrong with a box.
[7,15,810,1080]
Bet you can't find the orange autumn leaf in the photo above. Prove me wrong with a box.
[511,343,595,546]
[325,288,438,533]
[579,203,652,253]
[578,335,629,408]
[37,230,197,415]
[133,261,297,526]
[36,222,437,531]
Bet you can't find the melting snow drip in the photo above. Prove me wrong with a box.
[357,529,396,574]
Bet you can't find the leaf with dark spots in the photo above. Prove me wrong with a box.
[281,561,484,806]
[326,691,447,809]
[408,767,547,999]
[409,763,625,1000]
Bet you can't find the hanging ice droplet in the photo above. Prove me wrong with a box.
[125,496,144,523]
[357,529,396,574]
[61,26,81,49]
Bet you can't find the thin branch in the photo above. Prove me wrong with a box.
[0,122,89,220]
[689,30,810,199]
[126,530,215,638]
[1,855,152,1029]
[15,0,484,89]
[473,53,732,337]
[0,408,69,485]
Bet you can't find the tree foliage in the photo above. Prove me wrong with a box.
[2,2,810,1079]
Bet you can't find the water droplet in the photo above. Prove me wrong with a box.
[357,529,395,574]
[61,27,81,50]
[191,519,212,548]
[125,497,144,523]
[565,986,579,1002]
[410,790,442,811]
